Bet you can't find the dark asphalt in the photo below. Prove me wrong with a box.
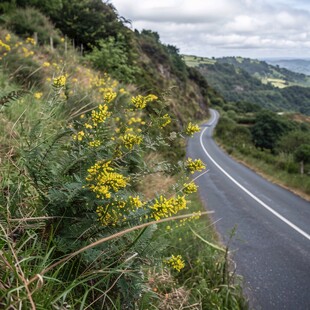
[187,109,310,310]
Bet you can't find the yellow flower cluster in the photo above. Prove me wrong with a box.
[53,75,67,88]
[26,37,36,45]
[186,158,206,174]
[160,114,171,128]
[89,140,101,147]
[104,91,117,103]
[120,133,142,150]
[96,195,144,226]
[129,195,144,208]
[22,46,34,57]
[5,34,11,42]
[96,200,125,226]
[150,195,187,221]
[34,92,43,99]
[43,62,50,67]
[185,122,200,136]
[182,182,198,194]
[86,161,128,199]
[131,94,158,109]
[91,104,111,127]
[128,117,145,126]
[164,255,185,272]
[72,131,85,141]
[0,39,11,51]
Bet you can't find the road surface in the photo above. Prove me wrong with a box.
[187,109,310,310]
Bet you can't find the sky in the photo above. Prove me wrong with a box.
[110,0,310,59]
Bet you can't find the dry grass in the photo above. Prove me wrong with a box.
[138,153,176,200]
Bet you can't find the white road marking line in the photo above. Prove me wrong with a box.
[199,110,310,241]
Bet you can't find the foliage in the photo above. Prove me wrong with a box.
[6,7,61,45]
[251,111,294,150]
[86,35,139,83]
[294,144,310,164]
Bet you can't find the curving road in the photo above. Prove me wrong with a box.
[187,109,310,310]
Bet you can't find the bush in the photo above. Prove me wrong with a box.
[6,7,61,45]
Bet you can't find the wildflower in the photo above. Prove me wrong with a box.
[164,255,185,272]
[72,131,85,141]
[26,37,36,45]
[91,104,111,127]
[5,34,11,42]
[150,195,187,221]
[183,182,198,194]
[89,140,101,147]
[129,196,144,209]
[185,158,206,174]
[185,122,200,136]
[120,133,142,150]
[53,75,67,88]
[43,62,50,67]
[131,94,158,109]
[86,161,128,199]
[84,123,93,129]
[60,37,65,42]
[0,39,11,51]
[104,91,117,103]
[33,92,43,99]
[160,114,171,128]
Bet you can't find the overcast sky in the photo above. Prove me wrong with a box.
[110,0,310,59]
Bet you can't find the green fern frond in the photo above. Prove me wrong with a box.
[0,90,29,106]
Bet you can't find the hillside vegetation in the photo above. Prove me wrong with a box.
[0,1,246,309]
[184,55,310,115]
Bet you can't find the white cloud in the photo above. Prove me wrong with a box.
[110,0,310,58]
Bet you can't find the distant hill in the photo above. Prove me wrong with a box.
[264,59,310,76]
[183,55,310,115]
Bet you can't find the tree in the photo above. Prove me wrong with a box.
[251,111,293,151]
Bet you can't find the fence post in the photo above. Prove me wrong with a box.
[34,32,38,45]
[50,37,54,51]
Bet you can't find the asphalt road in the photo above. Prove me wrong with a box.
[187,109,310,310]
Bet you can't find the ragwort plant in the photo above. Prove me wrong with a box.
[0,59,205,308]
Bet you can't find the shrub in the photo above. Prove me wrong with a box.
[6,7,61,45]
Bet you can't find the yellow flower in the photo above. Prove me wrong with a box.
[0,39,11,51]
[53,75,67,88]
[160,114,171,128]
[5,34,11,42]
[89,140,101,147]
[72,131,85,141]
[86,161,128,199]
[60,37,65,42]
[43,62,50,67]
[164,255,185,272]
[185,122,200,136]
[120,133,142,150]
[182,182,198,194]
[150,195,187,221]
[26,37,36,45]
[129,196,144,209]
[33,92,43,99]
[131,94,158,109]
[185,158,206,174]
[104,91,117,103]
[91,104,111,127]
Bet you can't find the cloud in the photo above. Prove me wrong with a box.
[111,0,310,58]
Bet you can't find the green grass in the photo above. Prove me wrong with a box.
[183,55,216,67]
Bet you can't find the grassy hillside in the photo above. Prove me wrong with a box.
[0,2,246,309]
[183,55,310,115]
